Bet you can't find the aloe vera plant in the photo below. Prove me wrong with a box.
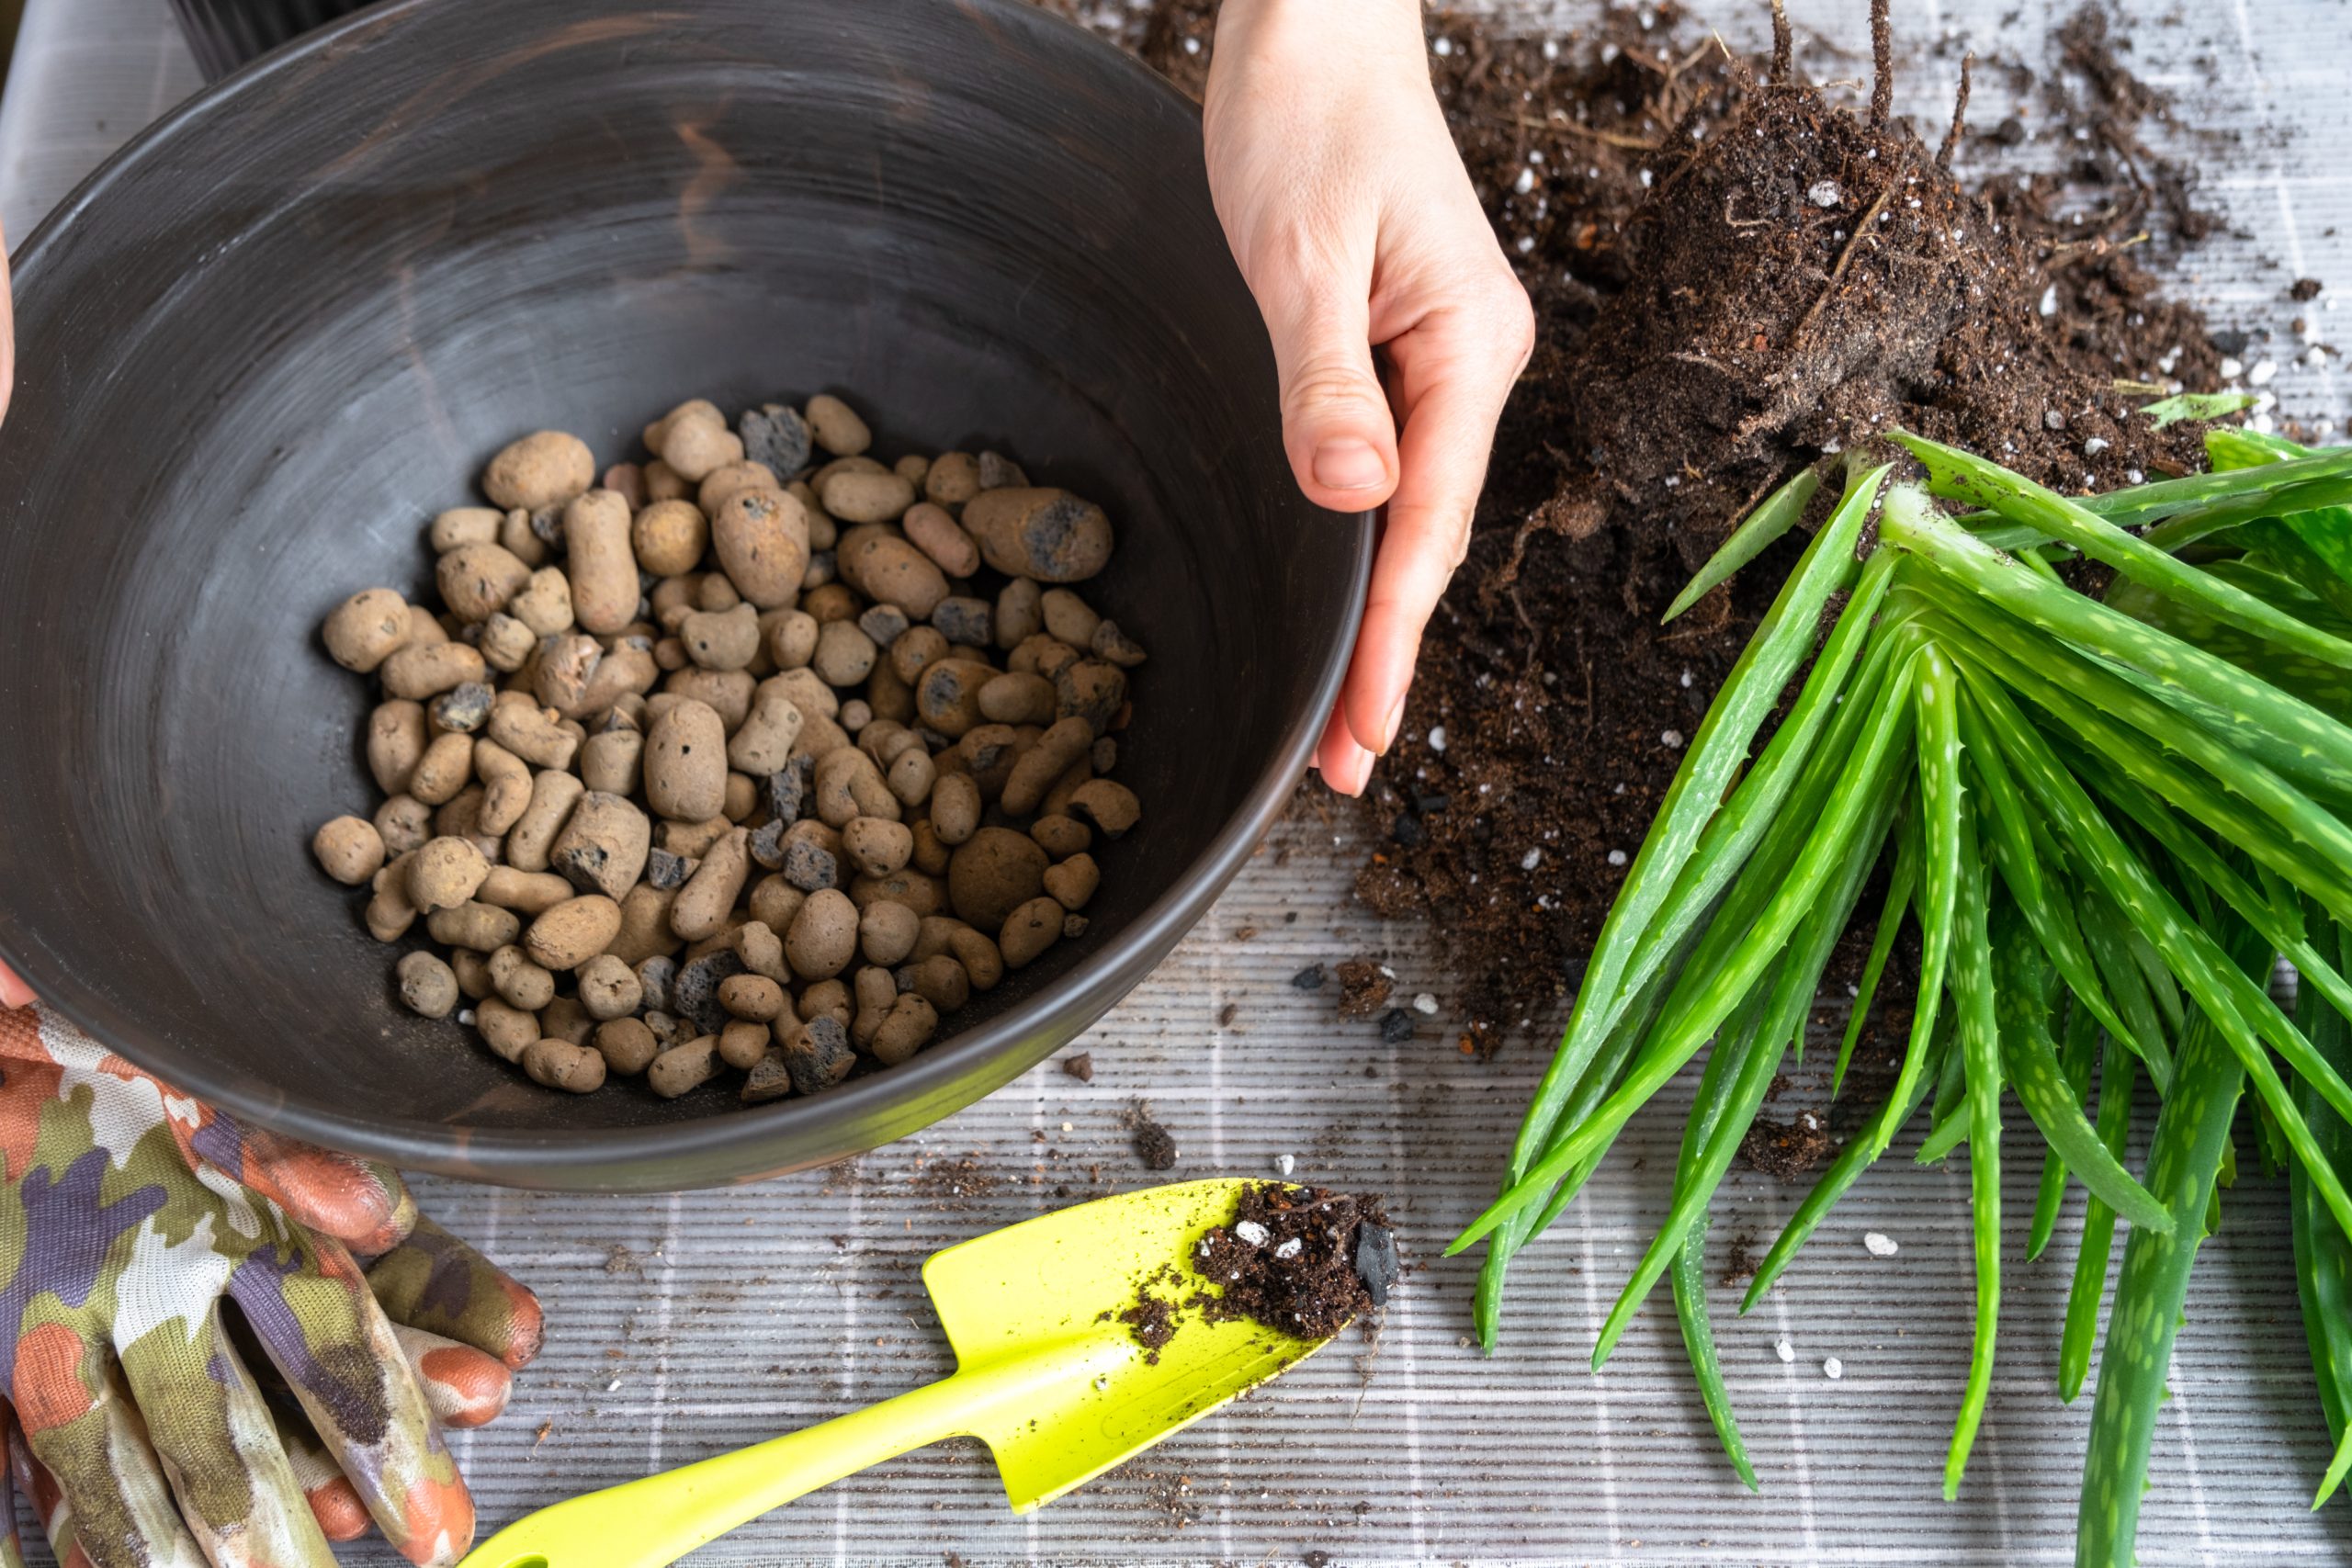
[1453,427,2352,1564]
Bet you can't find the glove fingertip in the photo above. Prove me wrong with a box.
[414,1344,514,1429]
[392,1472,476,1568]
[496,1278,546,1370]
[307,1476,372,1543]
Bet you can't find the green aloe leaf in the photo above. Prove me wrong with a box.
[1450,650,1924,1253]
[1594,778,1903,1368]
[2290,912,2352,1506]
[2105,578,2352,726]
[1990,901,2171,1233]
[1944,787,2005,1500]
[1956,681,2150,1060]
[2057,737,2352,1032]
[1743,1009,1953,1311]
[1943,440,2352,550]
[2137,389,2257,428]
[1875,635,1966,1166]
[1666,465,1825,623]
[2204,428,2352,586]
[1906,595,2352,925]
[1498,472,1885,1192]
[1673,1212,1759,1492]
[1473,912,1704,1347]
[2030,994,2103,1262]
[2060,1032,2140,1404]
[1883,484,2352,807]
[1834,813,1916,1098]
[1957,669,2352,1249]
[1894,432,2352,670]
[2076,920,2273,1568]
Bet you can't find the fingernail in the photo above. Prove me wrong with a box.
[1313,438,1387,492]
[1379,691,1408,753]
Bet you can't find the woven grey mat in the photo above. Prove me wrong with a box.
[4,1,2347,1562]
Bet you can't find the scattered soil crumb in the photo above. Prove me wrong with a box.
[1334,958,1394,1020]
[911,1156,1002,1211]
[1118,1266,1182,1364]
[1740,1107,1838,1180]
[1063,1052,1094,1083]
[1141,1468,1199,1530]
[1719,1230,1758,1288]
[603,1244,646,1278]
[1124,1101,1180,1170]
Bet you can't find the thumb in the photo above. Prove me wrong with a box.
[1256,263,1399,512]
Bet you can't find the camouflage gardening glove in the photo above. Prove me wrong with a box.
[0,1002,544,1567]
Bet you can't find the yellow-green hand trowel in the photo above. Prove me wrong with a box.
[460,1179,1381,1568]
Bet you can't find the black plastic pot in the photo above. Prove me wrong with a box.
[168,0,374,79]
[0,0,1368,1191]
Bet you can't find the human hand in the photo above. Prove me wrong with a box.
[1203,0,1532,795]
[0,1006,542,1566]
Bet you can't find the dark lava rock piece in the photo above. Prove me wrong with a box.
[782,839,838,893]
[766,756,813,824]
[782,1016,856,1096]
[644,847,692,891]
[741,1050,795,1104]
[1353,1220,1402,1306]
[739,401,812,478]
[430,682,493,734]
[672,949,746,1039]
[932,596,993,648]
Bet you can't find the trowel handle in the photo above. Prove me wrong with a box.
[458,1361,1017,1568]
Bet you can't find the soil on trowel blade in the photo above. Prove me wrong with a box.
[1053,0,2233,1058]
[1111,1183,1396,1359]
[1193,1183,1396,1341]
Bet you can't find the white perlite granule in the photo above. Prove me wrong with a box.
[1864,1232,1898,1257]
[1824,1357,1844,1381]
[1775,1338,1795,1363]
[1234,1220,1271,1247]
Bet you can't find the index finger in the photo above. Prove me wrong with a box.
[0,964,34,1011]
[1340,297,1530,758]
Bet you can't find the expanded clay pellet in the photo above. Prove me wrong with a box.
[313,392,1146,1104]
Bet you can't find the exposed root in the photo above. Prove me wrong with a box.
[1770,0,1792,83]
[1869,0,1894,126]
[1939,52,1975,168]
